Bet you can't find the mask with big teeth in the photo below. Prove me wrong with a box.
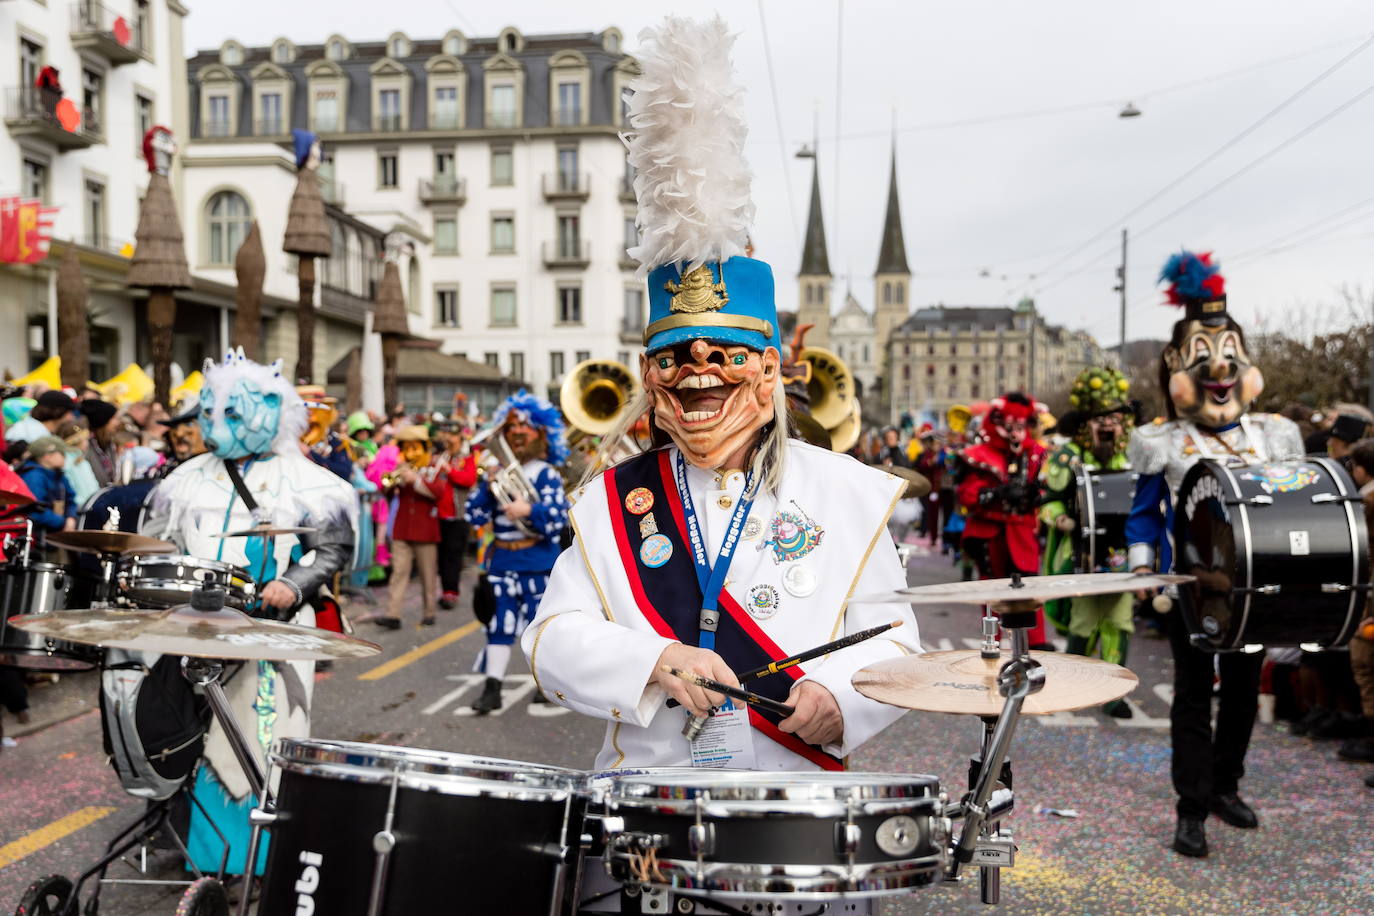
[642,338,780,470]
[502,417,547,463]
[1163,320,1264,428]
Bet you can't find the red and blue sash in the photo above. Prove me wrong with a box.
[606,449,843,770]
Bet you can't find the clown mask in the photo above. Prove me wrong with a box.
[200,381,282,459]
[1164,321,1264,428]
[1082,412,1128,464]
[642,338,780,470]
[399,439,431,468]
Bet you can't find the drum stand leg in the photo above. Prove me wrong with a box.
[181,655,273,916]
[947,603,1044,904]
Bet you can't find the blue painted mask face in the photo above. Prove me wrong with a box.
[200,381,282,459]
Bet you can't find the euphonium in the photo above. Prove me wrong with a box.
[469,426,540,537]
[560,359,641,439]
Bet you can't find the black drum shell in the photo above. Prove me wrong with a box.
[1173,458,1368,650]
[0,562,98,671]
[257,743,580,916]
[1074,470,1137,572]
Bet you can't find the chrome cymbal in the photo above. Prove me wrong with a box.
[6,606,380,662]
[853,649,1138,715]
[853,572,1192,607]
[211,525,317,539]
[46,530,177,556]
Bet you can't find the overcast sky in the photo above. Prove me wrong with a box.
[187,0,1374,346]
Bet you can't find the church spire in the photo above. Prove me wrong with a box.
[799,155,830,277]
[875,141,909,275]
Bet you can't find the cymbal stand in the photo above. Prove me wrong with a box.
[946,598,1045,904]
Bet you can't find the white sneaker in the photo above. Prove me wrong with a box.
[1,737,17,748]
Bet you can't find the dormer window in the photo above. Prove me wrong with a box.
[387,33,411,58]
[326,39,347,61]
[271,40,294,64]
[442,31,466,56]
[221,41,244,66]
[497,27,524,54]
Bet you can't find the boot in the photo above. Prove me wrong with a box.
[471,677,503,715]
[1173,817,1208,857]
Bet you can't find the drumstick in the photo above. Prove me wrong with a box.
[735,620,904,683]
[666,620,904,709]
[661,666,796,718]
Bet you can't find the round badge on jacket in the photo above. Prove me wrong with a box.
[625,487,655,515]
[747,584,781,620]
[639,532,674,568]
[782,563,818,598]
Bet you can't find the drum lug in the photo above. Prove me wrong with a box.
[1225,495,1272,507]
[835,821,862,855]
[591,814,625,846]
[1321,583,1352,593]
[970,833,1015,868]
[247,807,278,828]
[686,823,714,857]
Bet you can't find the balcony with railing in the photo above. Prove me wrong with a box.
[555,106,582,127]
[486,110,518,129]
[542,240,590,270]
[430,110,460,130]
[201,118,235,138]
[374,113,404,132]
[542,171,590,202]
[312,115,341,134]
[418,176,467,205]
[619,317,644,345]
[71,2,145,65]
[4,88,100,149]
[255,118,286,137]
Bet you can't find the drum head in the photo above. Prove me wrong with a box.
[1174,462,1241,646]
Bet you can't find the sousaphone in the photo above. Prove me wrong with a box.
[560,359,641,439]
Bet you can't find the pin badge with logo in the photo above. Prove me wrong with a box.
[746,584,781,620]
[760,501,825,564]
[625,487,655,515]
[783,564,818,598]
[639,512,659,539]
[742,516,763,540]
[640,533,674,568]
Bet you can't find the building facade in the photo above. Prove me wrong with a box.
[885,300,1110,425]
[829,290,876,397]
[184,26,641,398]
[0,0,199,381]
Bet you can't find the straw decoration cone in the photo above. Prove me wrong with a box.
[233,221,265,361]
[56,245,90,388]
[283,170,331,258]
[285,170,330,384]
[345,347,363,416]
[373,260,409,409]
[128,173,191,290]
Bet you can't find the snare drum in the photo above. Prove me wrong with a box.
[119,555,253,609]
[591,769,946,901]
[256,740,585,916]
[1174,458,1369,650]
[0,561,99,671]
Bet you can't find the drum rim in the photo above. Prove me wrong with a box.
[606,769,941,799]
[609,853,945,898]
[122,554,249,575]
[271,738,582,798]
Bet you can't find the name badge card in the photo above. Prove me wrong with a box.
[689,700,757,769]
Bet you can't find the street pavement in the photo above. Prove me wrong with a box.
[2,542,1372,915]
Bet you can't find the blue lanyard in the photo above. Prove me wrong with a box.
[673,451,755,651]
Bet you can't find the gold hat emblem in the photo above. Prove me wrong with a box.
[665,263,729,314]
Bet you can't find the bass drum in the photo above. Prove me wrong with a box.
[256,740,585,916]
[1074,469,1137,572]
[1173,457,1368,650]
[0,562,99,671]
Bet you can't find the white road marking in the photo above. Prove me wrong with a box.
[422,674,558,717]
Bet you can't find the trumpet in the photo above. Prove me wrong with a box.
[470,427,540,538]
[381,461,411,489]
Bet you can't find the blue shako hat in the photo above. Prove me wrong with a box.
[644,256,780,354]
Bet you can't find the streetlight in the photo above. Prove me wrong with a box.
[1118,102,1142,119]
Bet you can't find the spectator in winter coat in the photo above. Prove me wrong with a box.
[18,436,77,535]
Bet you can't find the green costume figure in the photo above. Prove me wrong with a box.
[1041,367,1138,717]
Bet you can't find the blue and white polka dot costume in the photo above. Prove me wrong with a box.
[465,460,570,649]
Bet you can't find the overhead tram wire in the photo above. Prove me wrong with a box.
[784,33,1371,146]
[1034,74,1374,298]
[1030,31,1374,285]
[756,0,800,250]
[1225,193,1374,264]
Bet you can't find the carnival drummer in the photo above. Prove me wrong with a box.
[142,350,357,876]
[521,19,918,771]
[1124,251,1302,859]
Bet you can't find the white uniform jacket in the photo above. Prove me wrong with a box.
[521,441,920,771]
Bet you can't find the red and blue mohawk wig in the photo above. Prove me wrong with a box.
[1158,250,1228,327]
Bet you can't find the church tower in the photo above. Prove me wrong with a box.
[873,142,911,356]
[796,154,832,349]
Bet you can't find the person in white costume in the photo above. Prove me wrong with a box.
[142,349,357,874]
[522,17,918,773]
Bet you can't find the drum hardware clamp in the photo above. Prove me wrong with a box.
[364,769,405,916]
[1224,495,1273,507]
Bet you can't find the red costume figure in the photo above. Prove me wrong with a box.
[956,392,1051,647]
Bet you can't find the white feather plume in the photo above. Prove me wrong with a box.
[624,16,755,277]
